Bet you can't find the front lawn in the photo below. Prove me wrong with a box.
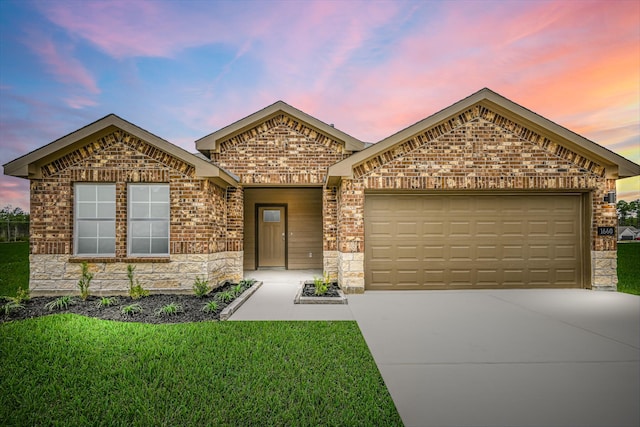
[617,243,640,295]
[0,315,402,426]
[0,241,28,297]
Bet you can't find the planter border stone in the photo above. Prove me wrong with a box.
[219,280,263,320]
[294,281,348,305]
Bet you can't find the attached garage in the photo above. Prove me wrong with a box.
[365,193,587,290]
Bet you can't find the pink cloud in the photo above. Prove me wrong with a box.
[0,178,30,211]
[33,0,255,59]
[22,28,100,95]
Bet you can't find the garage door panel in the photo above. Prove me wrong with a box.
[503,221,525,236]
[477,221,499,236]
[450,245,473,261]
[529,221,552,236]
[450,221,471,237]
[477,245,499,261]
[369,245,393,261]
[503,245,525,261]
[423,245,446,261]
[397,245,420,260]
[556,244,578,260]
[397,222,419,237]
[423,221,445,237]
[365,194,583,290]
[477,269,500,286]
[555,220,577,235]
[369,221,392,237]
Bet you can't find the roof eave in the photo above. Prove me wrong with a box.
[327,88,640,183]
[3,114,239,187]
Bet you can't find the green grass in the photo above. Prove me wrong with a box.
[0,242,29,297]
[0,315,402,426]
[617,243,640,295]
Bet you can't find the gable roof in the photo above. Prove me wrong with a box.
[3,114,238,188]
[195,100,365,154]
[327,88,640,185]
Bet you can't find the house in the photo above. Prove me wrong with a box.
[618,226,639,241]
[4,88,640,295]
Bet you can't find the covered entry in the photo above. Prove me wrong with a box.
[244,188,323,270]
[365,193,586,289]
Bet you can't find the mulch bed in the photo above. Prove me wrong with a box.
[301,282,342,298]
[1,282,247,324]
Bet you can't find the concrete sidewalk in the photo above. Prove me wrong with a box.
[230,271,640,427]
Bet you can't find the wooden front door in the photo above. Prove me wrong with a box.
[257,206,286,268]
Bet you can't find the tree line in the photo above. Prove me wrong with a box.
[1,205,30,242]
[617,199,639,227]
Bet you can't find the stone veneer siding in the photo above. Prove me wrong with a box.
[334,105,617,293]
[29,130,240,295]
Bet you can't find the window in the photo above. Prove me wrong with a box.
[128,184,169,256]
[263,209,281,222]
[74,184,116,256]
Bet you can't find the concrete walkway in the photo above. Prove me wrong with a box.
[230,271,640,427]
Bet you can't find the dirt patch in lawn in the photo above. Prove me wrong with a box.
[1,282,250,324]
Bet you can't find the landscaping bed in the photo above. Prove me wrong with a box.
[294,281,348,304]
[1,281,259,324]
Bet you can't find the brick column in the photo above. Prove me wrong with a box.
[337,179,365,293]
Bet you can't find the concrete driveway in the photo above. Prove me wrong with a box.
[231,271,640,427]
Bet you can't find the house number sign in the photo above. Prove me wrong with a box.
[597,227,615,236]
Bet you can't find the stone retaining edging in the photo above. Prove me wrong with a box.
[219,280,263,320]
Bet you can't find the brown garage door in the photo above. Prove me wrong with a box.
[365,194,585,290]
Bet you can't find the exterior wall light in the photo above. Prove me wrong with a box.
[603,191,616,204]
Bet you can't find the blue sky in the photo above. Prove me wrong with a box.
[1,0,638,209]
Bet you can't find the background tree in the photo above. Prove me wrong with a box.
[617,200,630,226]
[0,205,30,242]
[617,199,640,227]
[630,199,640,228]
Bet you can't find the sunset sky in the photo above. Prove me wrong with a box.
[1,0,638,210]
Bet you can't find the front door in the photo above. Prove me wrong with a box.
[257,206,286,268]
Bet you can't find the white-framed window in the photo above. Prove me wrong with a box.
[128,184,170,257]
[74,183,116,256]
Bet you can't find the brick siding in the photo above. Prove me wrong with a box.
[28,130,238,294]
[335,107,615,291]
[211,114,351,185]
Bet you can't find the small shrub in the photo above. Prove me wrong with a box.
[129,285,149,300]
[96,296,119,308]
[2,300,24,316]
[313,274,329,296]
[216,290,235,303]
[154,302,183,317]
[192,276,210,298]
[120,303,143,316]
[127,265,149,300]
[13,287,30,304]
[202,300,219,313]
[44,296,74,311]
[76,261,94,301]
[232,283,244,297]
[239,278,256,287]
